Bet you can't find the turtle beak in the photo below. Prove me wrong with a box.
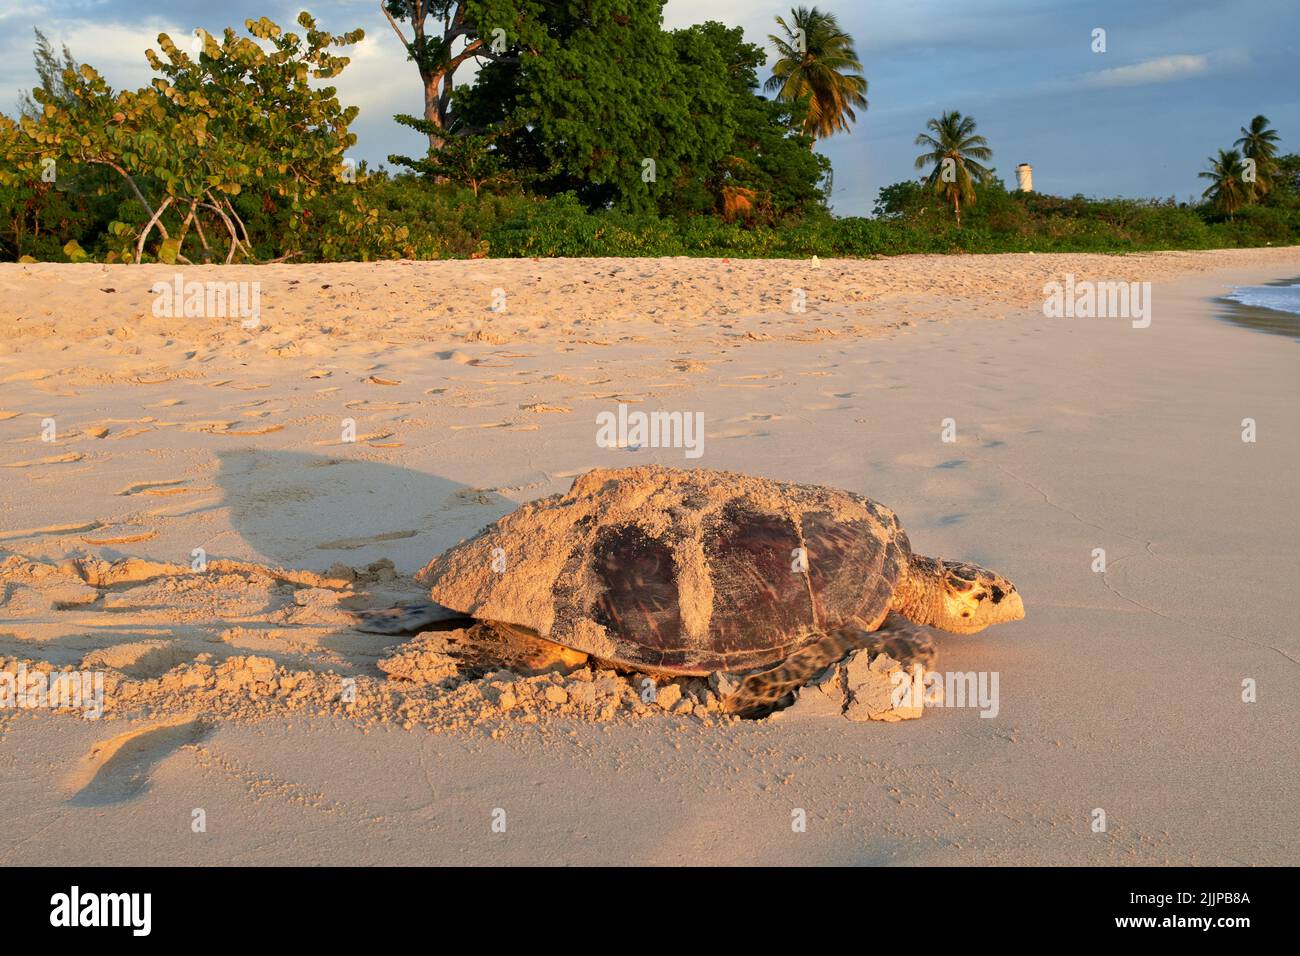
[977,575,1024,629]
[1000,587,1025,624]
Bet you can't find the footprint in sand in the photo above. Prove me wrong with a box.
[345,400,414,411]
[3,451,84,468]
[709,424,773,440]
[0,369,52,384]
[315,529,418,550]
[313,431,396,446]
[117,479,191,496]
[584,392,644,402]
[0,520,103,542]
[209,423,285,436]
[64,719,210,807]
[81,525,158,545]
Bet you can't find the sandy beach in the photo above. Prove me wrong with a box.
[1,248,1297,865]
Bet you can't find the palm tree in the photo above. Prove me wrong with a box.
[1233,114,1280,199]
[765,7,868,140]
[1199,149,1249,220]
[913,111,994,227]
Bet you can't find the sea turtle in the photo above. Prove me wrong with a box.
[355,466,1025,717]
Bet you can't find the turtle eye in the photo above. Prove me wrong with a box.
[990,585,1005,604]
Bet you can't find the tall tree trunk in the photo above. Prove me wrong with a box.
[383,2,487,154]
[422,72,446,152]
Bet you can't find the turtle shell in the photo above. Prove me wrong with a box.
[418,466,911,675]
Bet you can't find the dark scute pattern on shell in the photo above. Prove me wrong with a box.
[704,503,813,654]
[801,511,891,626]
[589,523,685,652]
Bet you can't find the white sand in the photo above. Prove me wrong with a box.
[0,249,1297,864]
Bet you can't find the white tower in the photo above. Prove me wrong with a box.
[1016,163,1033,193]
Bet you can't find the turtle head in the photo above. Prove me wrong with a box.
[894,554,1024,635]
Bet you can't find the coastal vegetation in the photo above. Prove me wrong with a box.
[1,4,1296,263]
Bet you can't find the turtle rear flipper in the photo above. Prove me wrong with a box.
[725,616,937,719]
[352,601,470,635]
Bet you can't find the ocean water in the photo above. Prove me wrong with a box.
[1216,277,1300,340]
[1223,282,1300,315]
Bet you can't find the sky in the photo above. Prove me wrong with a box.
[2,0,1296,215]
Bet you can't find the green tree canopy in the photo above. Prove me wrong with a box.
[446,3,827,217]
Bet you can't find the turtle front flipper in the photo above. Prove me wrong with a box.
[723,615,937,719]
[724,628,869,719]
[351,601,470,635]
[857,614,937,672]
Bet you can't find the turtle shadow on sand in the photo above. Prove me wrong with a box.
[210,448,522,666]
[213,449,517,573]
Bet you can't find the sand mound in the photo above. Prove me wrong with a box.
[803,648,939,722]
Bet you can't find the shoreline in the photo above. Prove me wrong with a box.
[1212,275,1300,339]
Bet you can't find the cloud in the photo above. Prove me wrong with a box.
[1,16,183,112]
[1080,50,1248,89]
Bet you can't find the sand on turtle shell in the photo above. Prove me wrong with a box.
[417,465,905,666]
